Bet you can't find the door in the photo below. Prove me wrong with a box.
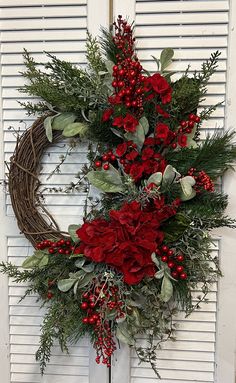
[1,1,236,383]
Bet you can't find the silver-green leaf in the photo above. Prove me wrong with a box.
[160,48,174,72]
[22,251,48,269]
[147,172,162,186]
[44,116,54,142]
[68,224,80,243]
[161,275,173,302]
[62,122,88,138]
[58,278,77,292]
[52,112,77,130]
[87,164,124,193]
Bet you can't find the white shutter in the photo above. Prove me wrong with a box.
[111,1,233,382]
[0,1,109,382]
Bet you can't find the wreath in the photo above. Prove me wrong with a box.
[1,16,236,377]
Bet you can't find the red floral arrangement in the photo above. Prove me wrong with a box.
[1,15,236,378]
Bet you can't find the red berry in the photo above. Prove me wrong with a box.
[161,255,168,263]
[125,102,131,108]
[112,81,117,87]
[36,243,43,250]
[176,265,184,273]
[188,120,194,128]
[83,292,89,299]
[194,115,201,123]
[132,100,137,107]
[89,317,95,324]
[171,143,177,149]
[102,154,109,161]
[171,271,178,279]
[176,254,184,262]
[168,249,174,257]
[118,81,124,88]
[162,245,169,252]
[113,65,118,72]
[103,163,110,171]
[95,160,102,168]
[81,302,88,310]
[189,114,196,121]
[82,317,89,324]
[180,272,187,280]
[48,247,55,254]
[47,291,53,299]
[110,155,116,161]
[168,261,175,269]
[180,121,187,128]
[186,128,192,134]
[58,248,65,254]
[59,239,65,245]
[119,69,125,76]
[89,302,96,309]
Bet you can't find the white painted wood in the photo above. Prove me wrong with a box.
[110,1,234,382]
[0,1,110,382]
[215,0,236,382]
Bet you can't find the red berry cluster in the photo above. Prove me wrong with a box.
[81,286,121,367]
[81,292,100,325]
[94,150,117,171]
[94,321,116,367]
[47,279,55,300]
[157,245,187,280]
[171,113,201,149]
[36,239,74,255]
[109,17,145,114]
[188,168,214,192]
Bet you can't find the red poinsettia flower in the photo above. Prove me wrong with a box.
[102,108,113,122]
[123,114,139,132]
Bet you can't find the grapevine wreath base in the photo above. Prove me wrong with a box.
[1,16,236,377]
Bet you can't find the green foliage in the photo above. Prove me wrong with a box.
[87,165,125,193]
[86,32,106,74]
[166,131,236,179]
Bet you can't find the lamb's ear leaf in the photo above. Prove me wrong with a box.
[58,278,77,292]
[44,116,54,142]
[87,165,124,193]
[161,275,173,302]
[160,48,174,72]
[52,112,77,130]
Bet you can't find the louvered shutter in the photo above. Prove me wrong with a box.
[0,1,109,382]
[111,1,236,383]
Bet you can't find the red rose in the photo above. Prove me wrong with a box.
[113,116,124,127]
[155,123,170,141]
[161,92,172,105]
[123,114,139,132]
[178,134,187,147]
[102,108,113,122]
[149,73,170,95]
[116,142,128,157]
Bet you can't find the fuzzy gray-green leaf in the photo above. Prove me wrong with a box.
[161,275,173,302]
[44,116,53,142]
[52,112,77,130]
[87,165,124,193]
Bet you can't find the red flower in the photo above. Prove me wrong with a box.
[155,123,170,141]
[156,104,170,118]
[76,200,178,285]
[149,73,170,95]
[123,114,139,132]
[125,150,139,161]
[141,147,154,161]
[129,162,145,181]
[102,108,113,122]
[144,137,155,146]
[113,116,124,128]
[178,134,187,147]
[116,142,128,157]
